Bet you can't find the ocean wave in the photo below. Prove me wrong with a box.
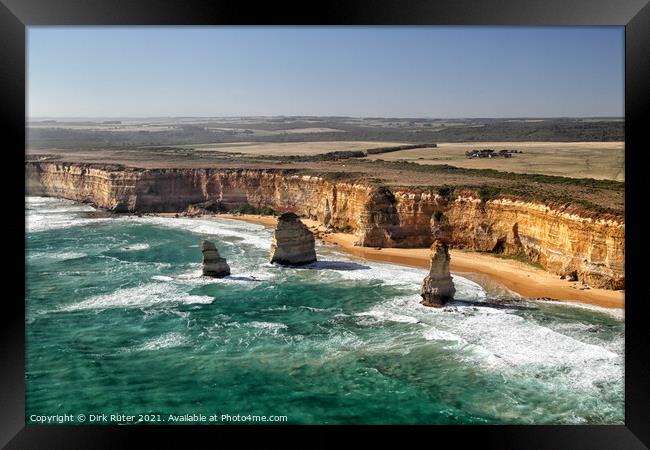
[28,196,623,405]
[250,321,288,334]
[533,299,624,320]
[171,263,273,287]
[58,283,214,312]
[425,302,621,391]
[27,251,88,261]
[125,216,271,250]
[151,275,174,282]
[120,243,150,251]
[133,332,188,351]
[26,196,103,233]
[348,277,622,394]
[355,309,420,325]
[423,328,466,343]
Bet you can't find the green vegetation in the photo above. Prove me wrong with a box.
[478,185,502,202]
[230,204,275,215]
[28,117,624,148]
[367,160,624,190]
[333,225,354,233]
[362,160,623,215]
[248,150,366,162]
[437,185,454,200]
[366,143,437,155]
[189,201,228,213]
[189,201,275,216]
[296,170,364,182]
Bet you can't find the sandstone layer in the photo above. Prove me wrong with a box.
[420,240,456,307]
[201,240,231,277]
[269,213,317,266]
[26,161,624,289]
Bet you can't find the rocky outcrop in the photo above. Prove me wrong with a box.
[269,213,317,266]
[201,240,231,277]
[420,240,456,307]
[26,161,624,289]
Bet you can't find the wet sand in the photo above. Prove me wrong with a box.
[156,212,624,310]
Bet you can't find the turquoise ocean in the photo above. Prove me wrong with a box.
[26,196,624,424]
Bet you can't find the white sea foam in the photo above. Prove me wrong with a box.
[310,250,487,302]
[27,250,87,261]
[26,197,272,250]
[340,261,623,394]
[135,332,188,350]
[250,321,288,334]
[534,299,625,320]
[445,309,622,390]
[26,196,104,233]
[355,309,420,324]
[59,283,214,312]
[171,266,263,288]
[121,243,150,251]
[27,211,110,233]
[423,328,466,342]
[152,275,174,282]
[299,305,336,313]
[125,216,271,249]
[358,292,623,392]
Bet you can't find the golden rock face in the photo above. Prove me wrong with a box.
[420,240,455,307]
[441,197,625,290]
[269,213,317,266]
[27,162,624,289]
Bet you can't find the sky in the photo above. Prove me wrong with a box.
[27,26,624,119]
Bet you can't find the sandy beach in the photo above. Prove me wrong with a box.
[157,212,624,310]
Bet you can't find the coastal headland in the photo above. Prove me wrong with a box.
[25,145,624,309]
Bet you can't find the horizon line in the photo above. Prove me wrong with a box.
[27,115,625,120]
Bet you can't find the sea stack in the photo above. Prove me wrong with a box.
[270,212,317,266]
[420,240,455,307]
[201,239,231,277]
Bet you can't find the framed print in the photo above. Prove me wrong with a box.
[2,0,649,448]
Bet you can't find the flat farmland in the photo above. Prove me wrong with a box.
[364,141,625,181]
[181,141,408,156]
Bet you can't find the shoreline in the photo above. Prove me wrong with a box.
[157,212,624,310]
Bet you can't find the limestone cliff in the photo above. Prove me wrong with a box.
[442,196,625,290]
[26,161,624,289]
[269,213,317,266]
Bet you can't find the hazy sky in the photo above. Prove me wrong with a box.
[28,26,624,118]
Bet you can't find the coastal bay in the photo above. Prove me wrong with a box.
[26,196,625,424]
[197,213,624,309]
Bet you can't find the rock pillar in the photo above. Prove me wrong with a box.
[420,240,455,307]
[270,213,317,266]
[201,240,231,277]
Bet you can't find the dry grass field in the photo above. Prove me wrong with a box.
[364,141,624,181]
[182,141,408,156]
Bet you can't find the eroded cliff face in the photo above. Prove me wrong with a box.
[26,162,371,225]
[26,161,624,289]
[442,196,625,290]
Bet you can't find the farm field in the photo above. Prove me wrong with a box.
[364,141,625,181]
[180,140,408,156]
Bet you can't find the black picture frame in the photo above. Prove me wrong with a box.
[2,0,649,447]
